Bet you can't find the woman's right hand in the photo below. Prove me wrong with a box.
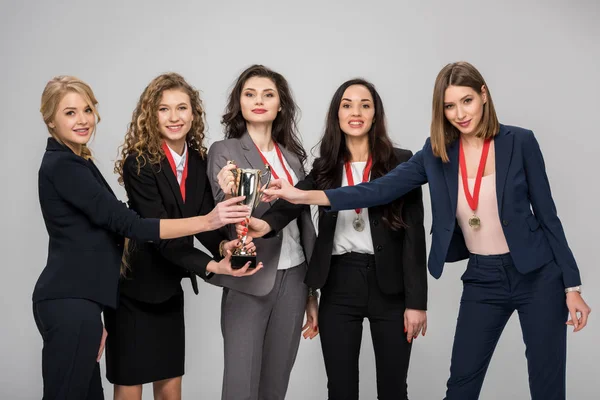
[206,249,263,277]
[235,217,272,239]
[217,162,238,197]
[203,196,250,231]
[262,178,303,203]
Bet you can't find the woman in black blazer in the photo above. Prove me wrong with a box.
[105,73,261,400]
[244,79,428,400]
[34,76,252,400]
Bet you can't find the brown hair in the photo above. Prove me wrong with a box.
[114,72,207,184]
[222,64,306,170]
[40,76,101,160]
[430,62,500,162]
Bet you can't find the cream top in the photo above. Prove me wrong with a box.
[456,173,510,255]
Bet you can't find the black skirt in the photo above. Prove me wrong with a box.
[104,293,185,385]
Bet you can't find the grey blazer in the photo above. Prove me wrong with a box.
[207,132,316,296]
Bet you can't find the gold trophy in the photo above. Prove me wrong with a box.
[229,162,271,269]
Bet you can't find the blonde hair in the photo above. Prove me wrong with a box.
[114,72,207,185]
[40,76,101,160]
[430,62,499,162]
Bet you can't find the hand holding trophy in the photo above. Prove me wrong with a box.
[226,160,271,269]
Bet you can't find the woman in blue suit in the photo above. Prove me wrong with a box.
[261,62,591,400]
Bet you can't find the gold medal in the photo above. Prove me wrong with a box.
[468,215,481,229]
[459,139,492,230]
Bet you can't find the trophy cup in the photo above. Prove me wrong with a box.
[229,162,271,269]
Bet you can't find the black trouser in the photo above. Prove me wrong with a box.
[319,252,412,400]
[33,298,104,400]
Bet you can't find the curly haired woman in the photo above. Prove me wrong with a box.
[104,73,261,400]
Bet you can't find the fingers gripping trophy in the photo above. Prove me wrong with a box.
[227,161,271,269]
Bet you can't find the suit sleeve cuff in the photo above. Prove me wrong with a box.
[405,296,427,311]
[261,213,285,236]
[143,218,161,242]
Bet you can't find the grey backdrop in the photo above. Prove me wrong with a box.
[1,0,598,398]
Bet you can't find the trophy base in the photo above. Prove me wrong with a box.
[231,254,257,269]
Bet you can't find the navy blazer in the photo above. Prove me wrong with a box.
[33,138,160,308]
[325,125,581,288]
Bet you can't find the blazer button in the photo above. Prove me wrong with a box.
[373,220,378,226]
[503,220,509,226]
[332,214,337,219]
[376,245,383,252]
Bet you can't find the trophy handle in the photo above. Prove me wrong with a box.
[230,167,240,198]
[257,165,272,207]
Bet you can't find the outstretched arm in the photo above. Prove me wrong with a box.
[264,143,429,211]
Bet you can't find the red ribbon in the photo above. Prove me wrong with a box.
[162,141,189,202]
[344,156,373,215]
[458,138,491,212]
[255,142,294,185]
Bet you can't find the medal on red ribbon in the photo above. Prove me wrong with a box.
[458,138,491,229]
[344,156,373,232]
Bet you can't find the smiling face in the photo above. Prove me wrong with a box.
[338,84,375,138]
[443,84,487,136]
[157,89,193,147]
[48,91,96,155]
[240,76,281,124]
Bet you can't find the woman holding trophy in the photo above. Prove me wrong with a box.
[207,64,316,400]
[34,75,254,400]
[240,79,428,400]
[106,73,261,400]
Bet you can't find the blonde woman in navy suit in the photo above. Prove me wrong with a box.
[262,62,591,400]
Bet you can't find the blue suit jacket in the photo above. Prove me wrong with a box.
[325,124,581,287]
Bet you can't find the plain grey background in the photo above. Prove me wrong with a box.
[1,0,598,398]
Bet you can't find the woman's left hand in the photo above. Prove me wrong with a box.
[97,324,108,362]
[566,292,591,332]
[222,237,256,255]
[302,296,319,339]
[404,309,427,343]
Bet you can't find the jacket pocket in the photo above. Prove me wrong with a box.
[526,214,540,231]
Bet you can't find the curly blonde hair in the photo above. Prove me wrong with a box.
[114,73,207,184]
[40,76,101,160]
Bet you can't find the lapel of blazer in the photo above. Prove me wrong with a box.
[184,149,200,217]
[442,139,459,218]
[240,132,267,171]
[160,156,185,216]
[239,132,272,216]
[278,144,305,180]
[494,124,514,216]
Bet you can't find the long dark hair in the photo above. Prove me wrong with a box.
[222,64,306,169]
[312,78,406,229]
